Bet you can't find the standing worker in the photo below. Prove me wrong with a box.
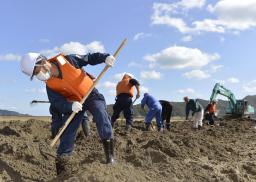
[184,96,204,129]
[159,100,173,131]
[20,52,116,175]
[111,73,140,132]
[204,101,217,126]
[141,93,163,132]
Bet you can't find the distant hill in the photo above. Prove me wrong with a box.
[0,109,30,116]
[107,95,256,118]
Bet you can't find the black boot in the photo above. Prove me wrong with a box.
[102,139,115,164]
[55,154,74,176]
[145,123,151,131]
[166,124,171,131]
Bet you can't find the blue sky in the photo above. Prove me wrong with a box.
[1,0,256,115]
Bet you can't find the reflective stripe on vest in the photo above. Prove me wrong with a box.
[116,78,134,97]
[46,54,94,101]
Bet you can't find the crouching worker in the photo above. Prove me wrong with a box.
[184,97,204,129]
[204,101,217,126]
[159,100,173,131]
[111,73,140,132]
[141,93,163,132]
[20,52,116,175]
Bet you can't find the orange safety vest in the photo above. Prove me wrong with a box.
[116,75,134,97]
[46,54,94,102]
[209,104,217,113]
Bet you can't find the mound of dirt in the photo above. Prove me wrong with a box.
[1,118,256,181]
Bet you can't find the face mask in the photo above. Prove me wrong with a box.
[36,70,51,81]
[35,62,52,81]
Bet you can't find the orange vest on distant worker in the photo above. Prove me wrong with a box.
[46,54,94,102]
[116,76,134,97]
[209,104,217,113]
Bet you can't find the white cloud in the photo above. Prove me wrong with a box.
[151,1,256,34]
[41,41,105,57]
[0,54,21,61]
[133,32,152,41]
[144,46,220,70]
[178,88,195,94]
[210,64,223,73]
[107,90,116,96]
[183,69,210,79]
[151,3,190,33]
[179,0,206,10]
[181,35,193,42]
[243,80,256,93]
[207,0,256,31]
[140,70,161,80]
[114,72,127,80]
[227,77,240,84]
[102,81,116,89]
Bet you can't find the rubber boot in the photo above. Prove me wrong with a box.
[166,124,171,131]
[145,123,151,131]
[55,154,73,176]
[102,139,115,164]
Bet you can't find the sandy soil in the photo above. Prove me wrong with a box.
[0,117,256,182]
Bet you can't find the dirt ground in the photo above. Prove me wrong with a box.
[1,117,256,182]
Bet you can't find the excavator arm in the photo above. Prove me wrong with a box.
[210,83,237,110]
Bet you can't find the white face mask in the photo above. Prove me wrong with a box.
[36,70,51,81]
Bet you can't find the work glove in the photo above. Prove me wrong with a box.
[105,55,115,67]
[72,101,83,113]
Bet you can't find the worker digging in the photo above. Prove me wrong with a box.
[111,73,140,132]
[159,100,173,131]
[184,96,204,130]
[20,52,116,176]
[141,93,164,132]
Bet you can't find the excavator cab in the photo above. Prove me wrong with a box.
[242,100,255,116]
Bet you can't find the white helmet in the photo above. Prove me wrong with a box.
[124,72,134,78]
[20,53,41,78]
